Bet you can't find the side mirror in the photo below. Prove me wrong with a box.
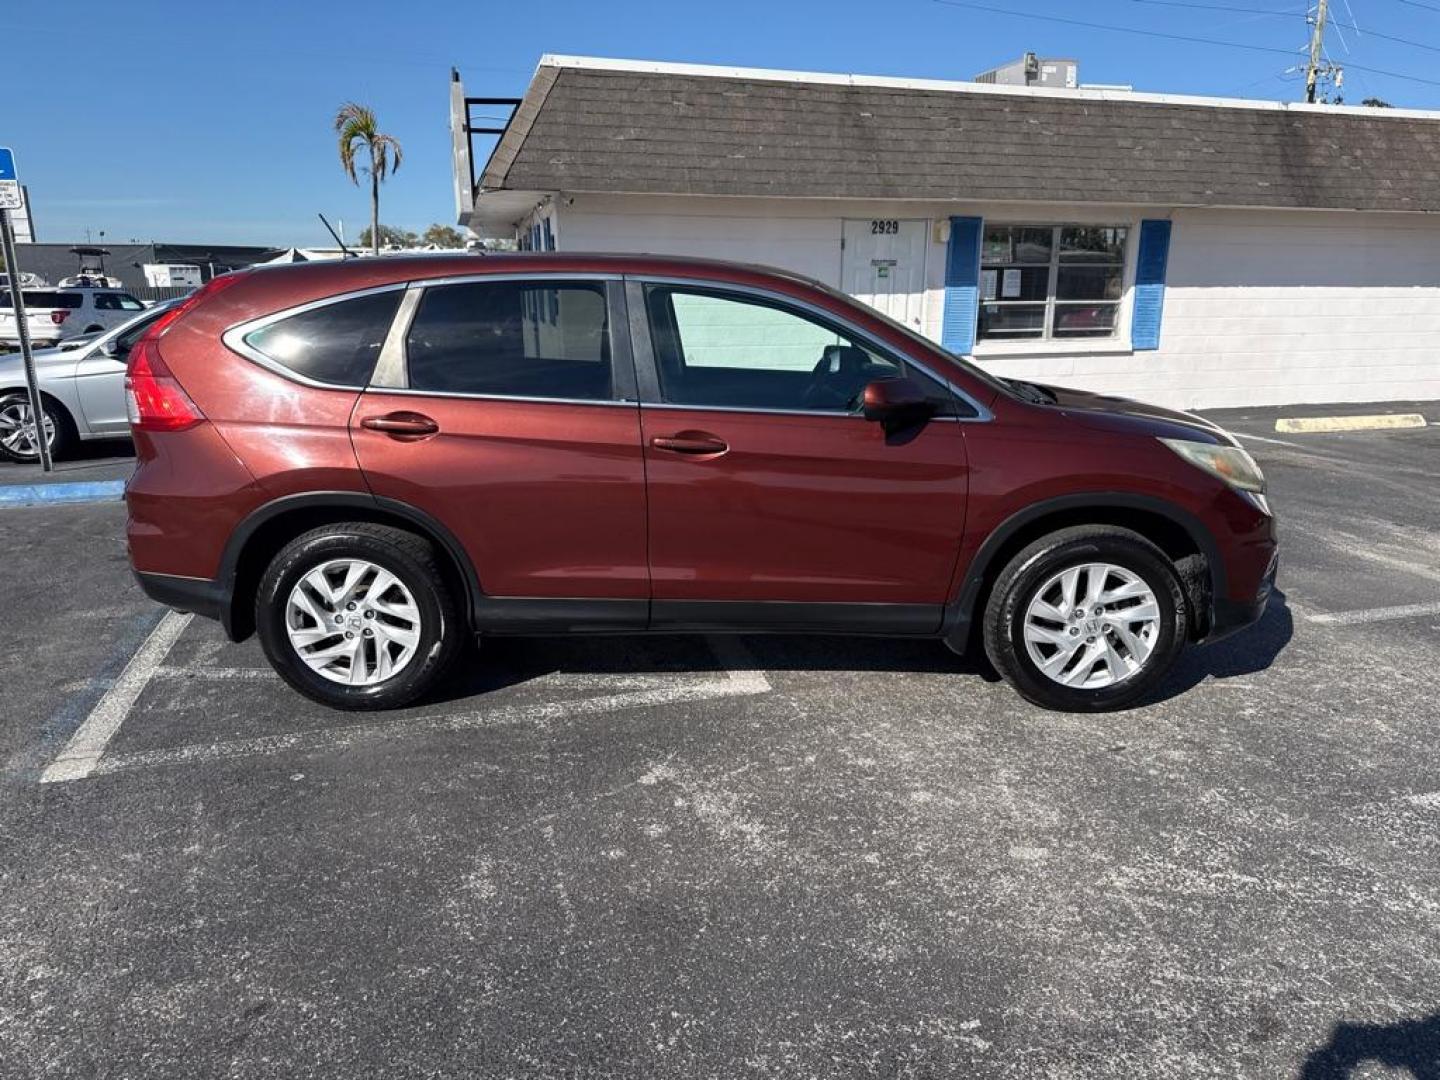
[100,339,124,361]
[861,377,936,433]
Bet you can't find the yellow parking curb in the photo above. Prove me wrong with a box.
[1275,413,1428,434]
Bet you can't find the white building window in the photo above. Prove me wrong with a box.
[978,225,1128,342]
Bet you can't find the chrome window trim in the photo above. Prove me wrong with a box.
[626,275,994,423]
[359,386,637,408]
[221,282,410,392]
[638,401,962,423]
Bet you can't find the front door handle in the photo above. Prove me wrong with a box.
[650,433,729,455]
[361,412,440,439]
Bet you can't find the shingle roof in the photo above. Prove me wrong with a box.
[478,59,1440,212]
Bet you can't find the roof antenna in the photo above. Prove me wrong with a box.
[317,212,356,258]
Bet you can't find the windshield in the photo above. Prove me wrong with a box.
[1,291,84,310]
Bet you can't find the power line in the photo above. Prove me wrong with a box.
[1127,0,1440,54]
[1391,0,1440,13]
[1126,0,1304,16]
[930,0,1440,89]
[931,0,1305,57]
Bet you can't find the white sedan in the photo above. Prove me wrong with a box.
[0,299,180,463]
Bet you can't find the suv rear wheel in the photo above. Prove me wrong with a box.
[255,523,462,711]
[982,525,1188,712]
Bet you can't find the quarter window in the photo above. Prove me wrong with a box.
[644,286,906,412]
[243,290,401,386]
[405,281,612,400]
[978,225,1128,342]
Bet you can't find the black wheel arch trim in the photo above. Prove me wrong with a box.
[216,490,484,638]
[941,492,1227,643]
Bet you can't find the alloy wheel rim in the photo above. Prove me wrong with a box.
[0,401,55,458]
[1022,562,1160,690]
[285,558,422,686]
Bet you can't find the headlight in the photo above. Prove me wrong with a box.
[1159,438,1265,494]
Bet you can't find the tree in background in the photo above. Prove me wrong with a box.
[334,103,403,256]
[422,224,466,249]
[357,224,418,249]
[1361,97,1394,108]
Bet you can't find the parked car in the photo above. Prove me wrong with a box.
[0,287,147,350]
[125,255,1277,713]
[0,299,180,462]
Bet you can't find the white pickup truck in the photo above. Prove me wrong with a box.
[0,286,146,349]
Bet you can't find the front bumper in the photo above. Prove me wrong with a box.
[1206,549,1279,642]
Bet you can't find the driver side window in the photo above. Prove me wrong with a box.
[644,286,903,411]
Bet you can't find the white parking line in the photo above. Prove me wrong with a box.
[41,626,772,783]
[1306,600,1440,626]
[40,611,193,784]
[1231,432,1303,448]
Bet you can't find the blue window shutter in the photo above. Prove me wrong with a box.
[1132,219,1172,351]
[941,216,983,355]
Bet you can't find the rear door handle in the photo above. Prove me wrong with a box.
[361,412,440,439]
[650,434,729,455]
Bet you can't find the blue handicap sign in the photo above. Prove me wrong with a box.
[0,148,15,181]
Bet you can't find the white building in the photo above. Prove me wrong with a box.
[452,55,1440,410]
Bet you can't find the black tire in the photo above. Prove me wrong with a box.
[0,392,76,464]
[982,525,1188,712]
[255,523,463,711]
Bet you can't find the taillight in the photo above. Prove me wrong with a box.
[125,337,204,432]
[124,271,249,432]
[50,310,70,325]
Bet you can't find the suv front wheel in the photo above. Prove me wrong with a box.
[983,525,1188,712]
[255,523,462,711]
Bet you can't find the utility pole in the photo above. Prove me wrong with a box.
[1305,0,1330,104]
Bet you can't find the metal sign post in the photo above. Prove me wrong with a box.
[0,147,52,472]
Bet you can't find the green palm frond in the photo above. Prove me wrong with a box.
[334,102,401,186]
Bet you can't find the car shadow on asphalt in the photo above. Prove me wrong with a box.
[1147,587,1295,705]
[1299,1013,1440,1079]
[418,590,1294,711]
[421,632,1000,706]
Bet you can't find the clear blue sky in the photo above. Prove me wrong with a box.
[8,0,1439,247]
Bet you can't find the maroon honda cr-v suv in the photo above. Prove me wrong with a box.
[123,254,1276,712]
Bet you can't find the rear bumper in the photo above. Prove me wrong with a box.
[133,570,233,635]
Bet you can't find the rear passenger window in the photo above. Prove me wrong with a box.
[244,291,401,387]
[405,281,612,400]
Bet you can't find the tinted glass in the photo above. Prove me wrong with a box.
[1059,226,1128,262]
[1054,304,1121,337]
[116,294,145,310]
[4,291,83,309]
[978,303,1046,338]
[1056,265,1123,301]
[646,286,905,411]
[245,290,401,386]
[114,308,169,354]
[982,226,1052,265]
[94,294,120,310]
[405,281,612,400]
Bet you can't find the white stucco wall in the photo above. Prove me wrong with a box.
[531,193,1440,409]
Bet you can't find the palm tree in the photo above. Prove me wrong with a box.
[334,103,403,256]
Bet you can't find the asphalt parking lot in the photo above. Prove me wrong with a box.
[1,406,1437,1078]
